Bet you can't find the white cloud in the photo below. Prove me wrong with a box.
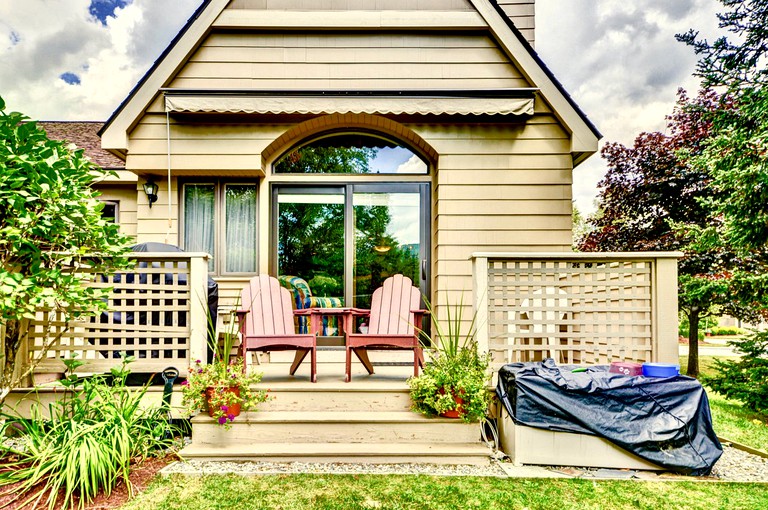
[536,0,724,215]
[0,0,199,120]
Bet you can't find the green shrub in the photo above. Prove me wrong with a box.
[704,330,768,414]
[679,327,705,341]
[708,325,747,336]
[0,356,176,509]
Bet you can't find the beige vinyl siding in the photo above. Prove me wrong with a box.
[93,185,138,239]
[496,0,535,45]
[228,0,474,10]
[133,177,179,245]
[225,0,534,45]
[126,113,284,173]
[214,278,253,308]
[169,32,529,90]
[416,115,572,300]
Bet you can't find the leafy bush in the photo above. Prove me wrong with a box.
[679,327,705,342]
[0,356,176,509]
[704,330,768,414]
[708,325,747,336]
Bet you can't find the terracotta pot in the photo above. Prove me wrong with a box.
[438,387,465,419]
[204,386,242,418]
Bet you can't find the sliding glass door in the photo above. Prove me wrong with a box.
[275,184,429,308]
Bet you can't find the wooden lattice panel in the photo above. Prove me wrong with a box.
[487,259,653,370]
[27,259,193,373]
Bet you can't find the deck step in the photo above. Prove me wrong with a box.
[191,411,482,445]
[257,385,412,412]
[178,442,492,465]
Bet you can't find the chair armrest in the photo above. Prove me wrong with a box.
[294,309,312,316]
[347,308,371,317]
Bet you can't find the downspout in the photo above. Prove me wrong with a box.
[165,108,173,244]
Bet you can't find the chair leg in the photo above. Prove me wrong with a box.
[352,348,375,375]
[345,345,352,383]
[310,346,317,383]
[290,348,309,376]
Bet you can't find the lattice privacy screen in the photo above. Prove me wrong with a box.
[27,258,193,373]
[487,259,653,369]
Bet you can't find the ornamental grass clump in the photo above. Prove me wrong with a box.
[0,355,176,510]
[408,293,491,423]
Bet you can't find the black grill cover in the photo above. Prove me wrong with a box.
[496,359,722,475]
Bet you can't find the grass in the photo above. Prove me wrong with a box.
[680,355,768,451]
[119,474,768,510]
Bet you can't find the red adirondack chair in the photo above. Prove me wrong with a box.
[344,274,427,382]
[236,275,317,382]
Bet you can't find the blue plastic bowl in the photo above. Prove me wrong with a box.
[642,362,680,378]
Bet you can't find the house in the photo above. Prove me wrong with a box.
[92,0,600,318]
[21,0,683,466]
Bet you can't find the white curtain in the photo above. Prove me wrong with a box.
[184,184,215,270]
[225,185,257,272]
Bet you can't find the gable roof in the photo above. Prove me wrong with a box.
[39,121,125,169]
[101,0,599,163]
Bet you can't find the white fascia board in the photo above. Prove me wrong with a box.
[468,0,599,156]
[100,0,231,152]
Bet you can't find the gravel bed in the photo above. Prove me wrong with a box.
[163,443,768,481]
[710,444,768,482]
[163,459,507,477]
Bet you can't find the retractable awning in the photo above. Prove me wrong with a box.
[163,91,535,116]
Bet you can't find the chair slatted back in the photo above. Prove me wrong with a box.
[240,275,295,337]
[368,274,421,335]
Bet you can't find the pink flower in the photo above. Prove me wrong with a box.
[181,380,189,386]
[227,413,235,421]
[218,416,227,425]
[220,405,229,412]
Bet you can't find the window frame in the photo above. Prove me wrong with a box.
[100,200,119,223]
[273,130,430,175]
[179,179,259,276]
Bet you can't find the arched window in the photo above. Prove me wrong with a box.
[274,133,428,175]
[272,132,431,309]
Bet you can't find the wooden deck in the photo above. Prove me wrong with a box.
[180,350,492,465]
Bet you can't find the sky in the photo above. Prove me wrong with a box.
[0,0,726,215]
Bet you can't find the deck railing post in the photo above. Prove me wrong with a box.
[653,256,679,363]
[188,254,210,366]
[472,255,490,357]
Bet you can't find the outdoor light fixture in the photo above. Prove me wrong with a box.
[143,179,159,208]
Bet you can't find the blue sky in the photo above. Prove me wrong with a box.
[0,0,725,213]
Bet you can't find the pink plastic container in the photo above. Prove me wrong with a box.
[609,362,643,376]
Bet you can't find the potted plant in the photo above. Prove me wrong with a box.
[408,294,491,423]
[181,306,270,428]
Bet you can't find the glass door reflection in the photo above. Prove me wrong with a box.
[353,192,421,309]
[277,190,345,300]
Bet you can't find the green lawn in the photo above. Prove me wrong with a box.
[120,474,768,510]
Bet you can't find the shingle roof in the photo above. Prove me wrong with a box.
[38,121,125,169]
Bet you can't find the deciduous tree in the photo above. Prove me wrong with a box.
[579,89,755,376]
[0,97,131,404]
